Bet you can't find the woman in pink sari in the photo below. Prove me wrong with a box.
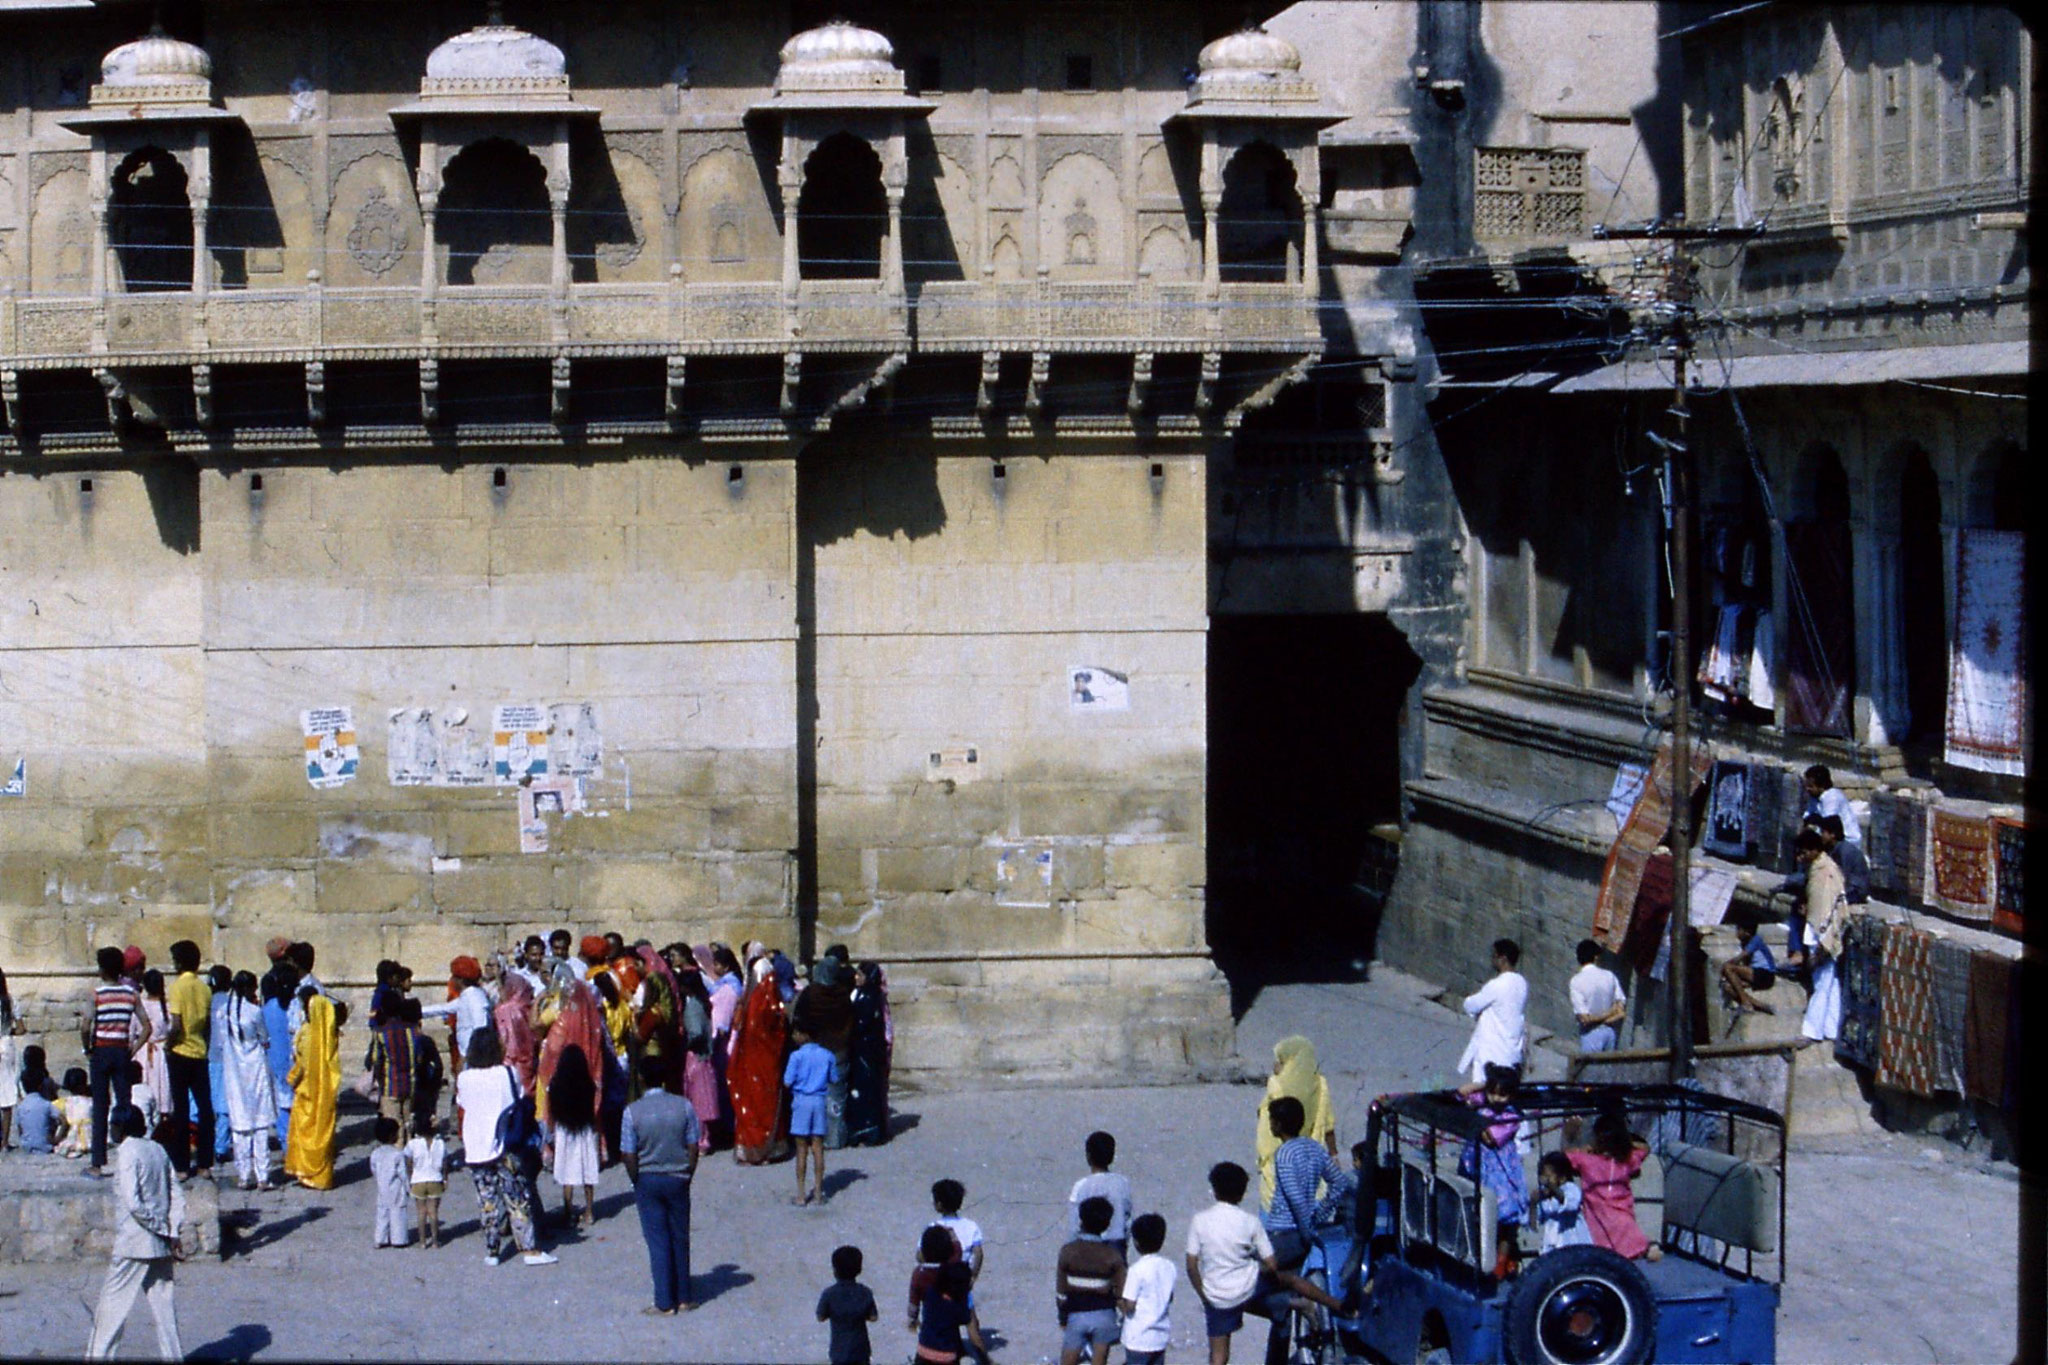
[494,971,539,1095]
[672,951,724,1151]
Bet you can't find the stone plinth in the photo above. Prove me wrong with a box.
[0,1155,221,1264]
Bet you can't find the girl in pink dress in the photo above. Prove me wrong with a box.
[1564,1111,1662,1261]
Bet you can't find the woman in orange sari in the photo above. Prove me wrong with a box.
[726,961,788,1165]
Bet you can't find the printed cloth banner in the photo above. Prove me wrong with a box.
[1891,796,1930,905]
[1876,923,1939,1097]
[1928,809,1997,922]
[1619,849,1675,976]
[1945,528,2027,775]
[1701,760,1751,860]
[1964,950,2016,1111]
[1927,935,1973,1096]
[1744,762,1803,876]
[1834,913,1885,1071]
[1592,741,1711,949]
[1992,819,2025,937]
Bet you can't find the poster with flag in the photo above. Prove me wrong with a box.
[300,707,358,789]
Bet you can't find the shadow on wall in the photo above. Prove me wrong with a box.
[142,457,201,555]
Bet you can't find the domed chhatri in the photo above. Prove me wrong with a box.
[776,20,905,96]
[419,21,571,100]
[1191,24,1321,105]
[92,27,215,107]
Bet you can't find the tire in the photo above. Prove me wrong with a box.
[1501,1245,1658,1365]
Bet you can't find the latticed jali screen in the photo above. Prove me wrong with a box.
[1474,147,1587,241]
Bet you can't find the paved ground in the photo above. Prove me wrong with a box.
[0,967,2024,1363]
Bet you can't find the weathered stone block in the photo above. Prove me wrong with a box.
[212,809,318,861]
[876,846,965,895]
[429,861,561,915]
[317,865,429,917]
[0,855,50,908]
[1104,840,1204,892]
[718,854,793,911]
[575,858,718,915]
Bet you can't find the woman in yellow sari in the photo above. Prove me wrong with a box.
[283,990,341,1190]
[1255,1034,1337,1209]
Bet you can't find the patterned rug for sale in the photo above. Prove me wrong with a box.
[1928,809,1996,922]
[1876,923,1938,1096]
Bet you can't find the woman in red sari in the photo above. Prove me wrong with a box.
[495,970,540,1095]
[726,963,789,1165]
[535,968,606,1132]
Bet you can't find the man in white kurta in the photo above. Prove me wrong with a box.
[1458,939,1529,1083]
[87,1107,184,1361]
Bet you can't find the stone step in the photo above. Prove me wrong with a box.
[0,1155,221,1265]
[1788,1041,1880,1139]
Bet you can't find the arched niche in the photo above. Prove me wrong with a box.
[798,133,886,281]
[680,145,778,284]
[1038,151,1125,280]
[1965,440,2024,531]
[1217,140,1304,284]
[439,138,553,286]
[1897,445,1947,742]
[110,146,195,292]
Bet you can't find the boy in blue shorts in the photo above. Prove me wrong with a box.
[784,1029,840,1206]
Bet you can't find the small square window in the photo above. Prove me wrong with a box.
[1066,54,1094,90]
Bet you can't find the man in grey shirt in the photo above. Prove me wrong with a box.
[622,1054,701,1315]
[87,1105,184,1360]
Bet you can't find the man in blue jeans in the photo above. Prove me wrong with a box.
[622,1054,701,1316]
[80,946,152,1177]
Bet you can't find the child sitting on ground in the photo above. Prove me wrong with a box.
[369,1115,411,1248]
[14,1076,59,1152]
[816,1243,879,1365]
[53,1067,93,1158]
[405,1112,447,1249]
[1457,1063,1528,1277]
[1566,1109,1661,1262]
[1534,1151,1592,1252]
[125,1060,160,1138]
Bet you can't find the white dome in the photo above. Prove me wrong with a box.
[1190,25,1320,105]
[94,28,214,105]
[425,23,568,85]
[776,20,904,95]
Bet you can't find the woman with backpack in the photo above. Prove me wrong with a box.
[453,1029,556,1267]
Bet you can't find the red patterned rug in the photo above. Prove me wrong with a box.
[1929,810,1996,922]
[1876,923,1939,1096]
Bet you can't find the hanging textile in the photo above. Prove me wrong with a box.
[1701,760,1751,860]
[1592,741,1711,949]
[1927,935,1973,1096]
[1944,528,2027,776]
[1991,819,2025,937]
[1833,914,1885,1071]
[1782,520,1856,737]
[1876,923,1939,1097]
[1891,796,1930,905]
[1864,789,1897,895]
[1744,761,1802,875]
[1928,809,1997,922]
[1963,950,2016,1111]
[1619,849,1674,975]
[1699,604,1744,703]
[1745,609,1776,712]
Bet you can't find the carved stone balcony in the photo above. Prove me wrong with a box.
[914,278,1318,354]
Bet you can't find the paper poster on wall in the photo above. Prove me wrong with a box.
[1605,762,1649,826]
[550,702,603,776]
[388,707,493,786]
[995,841,1054,907]
[517,786,551,854]
[300,707,359,789]
[517,778,582,854]
[1,758,24,797]
[492,704,550,784]
[926,747,982,784]
[1068,666,1130,712]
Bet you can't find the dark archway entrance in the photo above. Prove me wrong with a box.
[798,133,886,280]
[1207,613,1421,1004]
[110,147,193,292]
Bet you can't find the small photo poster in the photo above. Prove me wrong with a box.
[300,707,359,790]
[1068,666,1130,712]
[492,704,550,784]
[995,841,1055,907]
[1,757,24,797]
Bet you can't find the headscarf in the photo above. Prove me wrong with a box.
[494,971,539,1091]
[772,951,797,1002]
[636,943,681,1006]
[1257,1034,1335,1207]
[449,955,481,986]
[122,945,145,975]
[264,937,293,964]
[536,977,607,1122]
[608,953,644,999]
[744,940,769,967]
[692,943,716,976]
[794,955,855,1052]
[811,954,844,988]
[579,934,607,962]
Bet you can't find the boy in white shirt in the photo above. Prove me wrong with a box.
[1118,1212,1175,1365]
[1568,939,1627,1053]
[1185,1161,1338,1365]
[1458,939,1528,1083]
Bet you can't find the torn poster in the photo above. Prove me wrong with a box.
[550,702,603,776]
[387,707,492,787]
[1605,762,1648,826]
[300,707,359,789]
[925,747,982,784]
[492,704,550,785]
[1,758,23,797]
[517,786,551,854]
[995,841,1054,907]
[1069,666,1130,712]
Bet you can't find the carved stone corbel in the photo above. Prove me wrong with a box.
[304,361,326,426]
[1128,352,1153,418]
[779,352,802,418]
[1025,351,1051,419]
[818,352,907,431]
[1195,351,1221,415]
[1226,349,1319,430]
[550,355,572,425]
[0,370,18,435]
[419,357,439,425]
[977,351,1001,416]
[192,364,214,429]
[95,369,131,430]
[664,355,687,426]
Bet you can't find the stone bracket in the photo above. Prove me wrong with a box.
[95,368,131,430]
[779,352,802,418]
[1128,351,1153,418]
[1225,348,1320,430]
[977,350,1001,416]
[550,355,572,425]
[304,361,326,426]
[664,354,687,427]
[1025,351,1050,419]
[1195,351,1221,415]
[419,357,439,425]
[191,364,213,428]
[0,369,17,435]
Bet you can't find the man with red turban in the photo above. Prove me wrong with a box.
[420,957,492,1073]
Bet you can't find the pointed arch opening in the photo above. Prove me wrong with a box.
[439,138,552,286]
[110,147,194,293]
[1218,141,1303,284]
[1898,447,1947,742]
[798,133,885,281]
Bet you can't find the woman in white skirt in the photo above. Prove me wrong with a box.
[0,967,23,1150]
[547,1045,602,1229]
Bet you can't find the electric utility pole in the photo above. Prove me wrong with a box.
[1591,219,1762,1082]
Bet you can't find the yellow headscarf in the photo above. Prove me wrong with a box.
[1255,1035,1336,1208]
